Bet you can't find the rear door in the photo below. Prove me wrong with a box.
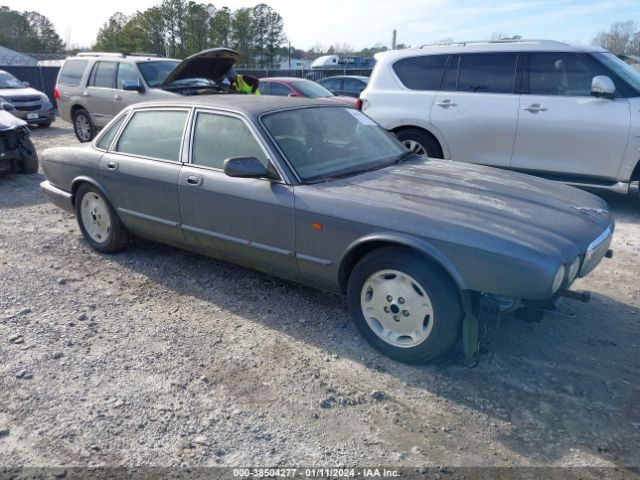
[98,108,189,244]
[178,110,296,275]
[511,52,630,180]
[85,61,118,126]
[430,53,520,167]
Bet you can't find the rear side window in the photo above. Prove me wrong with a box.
[344,78,366,94]
[116,110,188,161]
[58,60,88,86]
[259,82,271,95]
[322,78,342,91]
[270,82,293,96]
[89,61,118,88]
[96,114,127,150]
[457,53,517,94]
[392,55,447,90]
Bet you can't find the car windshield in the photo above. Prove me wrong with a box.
[137,61,180,87]
[291,81,334,98]
[594,52,640,94]
[261,106,408,182]
[0,72,23,89]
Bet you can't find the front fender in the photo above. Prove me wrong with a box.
[339,232,467,291]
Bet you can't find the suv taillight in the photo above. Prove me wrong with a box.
[355,99,362,110]
[54,87,60,100]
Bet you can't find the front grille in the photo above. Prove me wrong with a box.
[15,104,41,112]
[7,95,40,102]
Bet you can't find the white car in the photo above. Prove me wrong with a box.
[359,39,640,196]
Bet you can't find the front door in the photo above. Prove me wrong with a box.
[98,108,190,245]
[511,53,630,180]
[178,110,296,276]
[430,53,520,167]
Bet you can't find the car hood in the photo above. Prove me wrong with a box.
[160,48,240,87]
[0,87,44,99]
[308,159,612,259]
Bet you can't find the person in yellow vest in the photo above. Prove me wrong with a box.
[226,68,261,95]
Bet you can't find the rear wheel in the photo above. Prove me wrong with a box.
[75,184,129,253]
[396,128,443,159]
[18,137,39,174]
[347,247,463,363]
[73,109,95,143]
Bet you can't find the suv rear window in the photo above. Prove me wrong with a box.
[89,61,118,88]
[456,53,517,94]
[392,55,447,90]
[58,60,88,86]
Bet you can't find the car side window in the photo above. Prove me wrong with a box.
[322,78,342,91]
[528,53,613,96]
[259,82,271,95]
[89,61,118,88]
[457,53,517,94]
[270,82,293,96]
[116,110,188,161]
[392,55,448,90]
[344,78,365,94]
[58,60,88,86]
[192,112,268,170]
[116,63,141,89]
[96,114,127,150]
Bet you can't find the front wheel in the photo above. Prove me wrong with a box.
[347,248,463,363]
[75,184,129,253]
[18,137,39,174]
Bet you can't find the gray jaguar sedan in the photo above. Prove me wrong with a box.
[40,96,614,363]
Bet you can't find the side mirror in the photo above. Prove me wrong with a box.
[224,157,270,178]
[591,75,615,99]
[122,80,145,93]
[22,81,30,88]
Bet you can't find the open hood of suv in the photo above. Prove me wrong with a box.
[160,48,240,87]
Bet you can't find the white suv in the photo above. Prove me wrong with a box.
[359,40,640,196]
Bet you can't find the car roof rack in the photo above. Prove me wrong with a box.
[420,39,570,48]
[124,52,164,58]
[76,52,126,58]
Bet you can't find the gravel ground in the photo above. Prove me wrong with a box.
[1,120,639,475]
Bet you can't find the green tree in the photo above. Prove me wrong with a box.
[231,7,253,66]
[23,11,64,52]
[263,6,285,67]
[209,7,232,47]
[183,2,213,55]
[94,12,129,51]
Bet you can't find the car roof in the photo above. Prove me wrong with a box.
[375,40,607,62]
[260,77,308,82]
[70,53,179,63]
[126,95,348,118]
[321,75,369,81]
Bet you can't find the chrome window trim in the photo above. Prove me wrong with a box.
[92,109,132,152]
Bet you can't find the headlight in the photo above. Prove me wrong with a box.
[567,257,581,284]
[552,264,565,294]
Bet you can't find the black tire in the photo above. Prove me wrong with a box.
[395,128,443,159]
[72,109,96,143]
[18,137,39,174]
[75,184,129,253]
[40,122,52,128]
[347,247,463,363]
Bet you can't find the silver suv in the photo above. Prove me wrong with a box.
[359,39,640,196]
[56,49,239,142]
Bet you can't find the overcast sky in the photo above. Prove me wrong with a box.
[7,0,640,50]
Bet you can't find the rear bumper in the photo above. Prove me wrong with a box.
[40,180,74,213]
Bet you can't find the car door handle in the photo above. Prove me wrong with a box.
[436,99,457,108]
[186,175,202,186]
[523,104,548,113]
[106,160,118,170]
[114,94,122,101]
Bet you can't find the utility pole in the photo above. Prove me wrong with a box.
[392,29,397,50]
